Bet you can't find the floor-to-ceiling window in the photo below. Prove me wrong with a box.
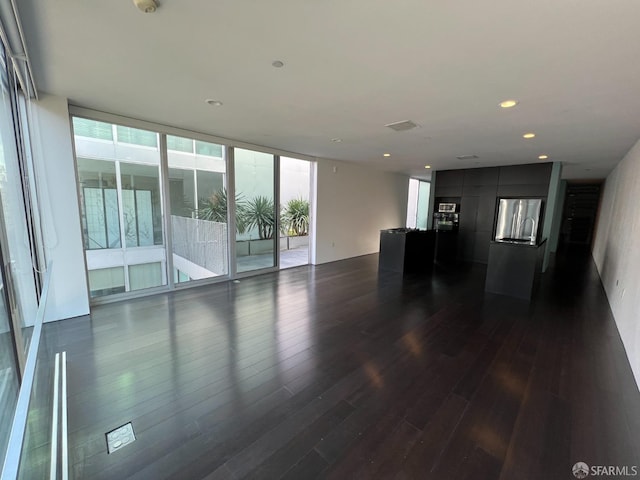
[0,43,39,467]
[234,148,276,273]
[167,135,228,284]
[72,113,317,300]
[406,178,431,229]
[279,157,311,269]
[73,118,167,297]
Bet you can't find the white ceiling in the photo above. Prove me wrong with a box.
[17,0,640,180]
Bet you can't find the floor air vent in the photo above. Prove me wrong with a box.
[106,422,136,454]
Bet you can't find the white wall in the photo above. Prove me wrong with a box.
[592,137,640,387]
[29,95,90,321]
[313,158,408,264]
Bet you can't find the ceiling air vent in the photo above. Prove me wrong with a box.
[456,155,479,160]
[384,120,419,132]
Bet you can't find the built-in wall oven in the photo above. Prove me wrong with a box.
[434,203,459,232]
[434,202,460,264]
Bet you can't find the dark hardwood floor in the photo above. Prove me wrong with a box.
[39,251,640,479]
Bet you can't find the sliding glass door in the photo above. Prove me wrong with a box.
[73,114,318,300]
[234,148,276,273]
[167,135,228,284]
[279,157,311,269]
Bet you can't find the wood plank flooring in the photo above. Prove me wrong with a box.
[39,251,640,479]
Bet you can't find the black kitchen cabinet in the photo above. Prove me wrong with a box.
[433,163,552,265]
[379,229,435,273]
[497,184,549,197]
[464,167,499,186]
[436,170,465,186]
[498,163,552,186]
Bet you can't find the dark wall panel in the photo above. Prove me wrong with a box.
[462,184,498,197]
[473,231,492,264]
[464,167,499,186]
[434,184,463,197]
[497,184,549,197]
[499,163,552,185]
[436,170,465,186]
[460,196,479,231]
[476,193,498,232]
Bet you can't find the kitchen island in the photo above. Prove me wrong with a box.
[378,228,435,274]
[485,238,546,300]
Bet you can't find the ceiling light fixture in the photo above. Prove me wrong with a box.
[424,165,431,169]
[331,138,342,143]
[133,0,158,13]
[205,99,223,106]
[538,154,548,160]
[523,133,536,139]
[499,99,518,108]
[383,153,391,157]
[272,60,284,68]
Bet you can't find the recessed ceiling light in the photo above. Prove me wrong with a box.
[538,154,548,160]
[383,153,391,157]
[331,138,342,143]
[272,60,284,68]
[424,165,431,169]
[205,99,223,106]
[523,133,536,139]
[499,99,518,108]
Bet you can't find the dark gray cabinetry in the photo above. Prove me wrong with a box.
[485,240,546,300]
[432,163,552,264]
[434,170,464,197]
[498,164,552,185]
[379,229,435,273]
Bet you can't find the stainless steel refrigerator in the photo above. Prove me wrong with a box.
[494,198,542,243]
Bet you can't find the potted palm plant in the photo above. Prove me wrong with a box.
[197,188,247,233]
[281,198,309,236]
[243,195,275,240]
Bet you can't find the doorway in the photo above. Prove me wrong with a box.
[279,157,311,269]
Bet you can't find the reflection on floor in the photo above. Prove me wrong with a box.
[37,251,640,479]
[236,246,309,272]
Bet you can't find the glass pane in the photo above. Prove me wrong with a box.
[0,46,38,348]
[167,135,193,153]
[129,262,163,291]
[279,157,310,269]
[235,148,275,273]
[72,117,113,141]
[73,119,167,298]
[168,168,195,217]
[0,281,20,463]
[168,137,228,283]
[417,181,430,230]
[116,125,158,148]
[406,178,419,228]
[195,140,223,157]
[88,267,125,296]
[77,158,120,249]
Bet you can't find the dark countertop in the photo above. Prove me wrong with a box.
[491,238,547,248]
[380,228,431,234]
